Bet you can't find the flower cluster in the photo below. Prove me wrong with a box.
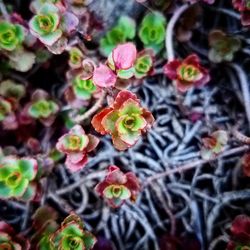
[200,130,228,160]
[56,125,99,172]
[164,54,210,92]
[208,30,241,63]
[227,215,250,250]
[95,165,140,208]
[0,156,38,201]
[92,90,154,150]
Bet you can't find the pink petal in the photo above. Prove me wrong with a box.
[113,90,140,109]
[163,60,181,80]
[112,43,137,70]
[86,134,100,152]
[93,64,117,88]
[65,154,88,172]
[67,152,85,164]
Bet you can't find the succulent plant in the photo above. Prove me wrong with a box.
[164,54,210,92]
[93,43,137,88]
[68,47,84,69]
[100,16,136,56]
[200,130,228,160]
[0,21,25,51]
[134,49,154,79]
[56,125,99,171]
[0,156,38,200]
[26,89,59,126]
[138,12,166,53]
[232,0,250,26]
[208,30,241,63]
[0,79,25,102]
[95,165,140,208]
[91,90,154,150]
[0,97,12,122]
[227,215,250,250]
[50,213,96,250]
[72,76,97,100]
[29,3,78,49]
[0,221,30,249]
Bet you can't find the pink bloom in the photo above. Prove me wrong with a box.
[164,54,210,92]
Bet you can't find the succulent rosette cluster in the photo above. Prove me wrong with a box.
[0,221,30,249]
[56,125,99,172]
[50,213,96,250]
[134,49,154,79]
[92,90,154,150]
[200,130,228,160]
[208,30,241,63]
[100,16,136,56]
[232,0,250,26]
[25,89,59,126]
[29,3,79,52]
[164,54,210,92]
[0,21,25,51]
[93,43,137,88]
[95,165,140,208]
[227,215,250,250]
[0,156,38,201]
[138,12,166,54]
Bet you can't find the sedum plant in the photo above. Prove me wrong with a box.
[200,130,228,160]
[0,97,12,122]
[138,11,166,54]
[72,76,97,100]
[0,221,30,249]
[227,215,250,250]
[164,54,210,92]
[0,21,25,51]
[91,90,154,150]
[208,30,241,63]
[0,156,38,201]
[68,47,84,69]
[93,43,137,88]
[95,165,140,208]
[100,16,136,56]
[56,125,99,171]
[232,0,250,26]
[26,89,59,127]
[134,49,154,79]
[50,213,96,250]
[29,3,79,51]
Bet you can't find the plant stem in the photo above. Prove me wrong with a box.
[0,0,10,21]
[165,3,190,61]
[73,90,107,123]
[143,145,249,187]
[230,63,250,132]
